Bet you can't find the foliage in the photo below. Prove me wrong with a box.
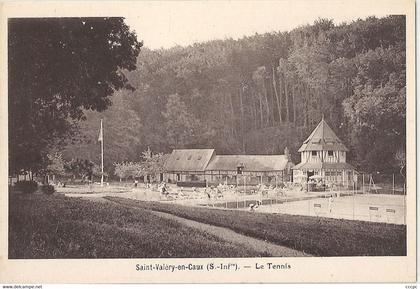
[113,148,169,180]
[113,161,140,180]
[394,148,406,179]
[62,90,143,173]
[9,194,262,258]
[56,15,405,175]
[64,158,96,180]
[162,94,200,149]
[107,197,406,257]
[41,184,56,195]
[14,180,38,194]
[9,17,142,175]
[139,148,169,176]
[46,152,66,177]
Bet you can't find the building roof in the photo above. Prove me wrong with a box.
[164,149,215,172]
[292,162,355,171]
[205,155,292,172]
[298,118,348,152]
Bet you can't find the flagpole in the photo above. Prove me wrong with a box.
[100,119,104,187]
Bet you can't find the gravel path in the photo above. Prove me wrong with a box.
[150,210,312,257]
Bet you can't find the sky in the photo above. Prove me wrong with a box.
[123,1,391,50]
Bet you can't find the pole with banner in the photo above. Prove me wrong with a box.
[98,119,104,187]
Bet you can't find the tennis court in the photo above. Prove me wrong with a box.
[256,193,406,224]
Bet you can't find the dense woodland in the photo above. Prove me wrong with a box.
[61,16,406,177]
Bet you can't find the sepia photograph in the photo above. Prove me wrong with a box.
[1,0,416,284]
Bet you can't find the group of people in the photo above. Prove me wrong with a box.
[205,185,224,200]
[48,181,66,187]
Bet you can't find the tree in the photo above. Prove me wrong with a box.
[113,162,138,181]
[162,94,199,149]
[62,90,143,173]
[342,45,405,173]
[139,148,169,179]
[395,148,406,180]
[64,158,96,181]
[45,152,66,182]
[9,17,142,175]
[48,16,405,175]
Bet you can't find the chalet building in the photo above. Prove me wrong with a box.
[164,148,294,186]
[292,118,357,187]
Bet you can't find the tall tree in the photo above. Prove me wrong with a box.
[162,94,199,149]
[9,17,142,175]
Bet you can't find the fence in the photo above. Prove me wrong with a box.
[199,173,407,225]
[358,173,406,195]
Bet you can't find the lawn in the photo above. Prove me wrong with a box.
[8,193,264,258]
[106,196,407,257]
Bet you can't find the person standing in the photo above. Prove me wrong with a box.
[328,195,334,214]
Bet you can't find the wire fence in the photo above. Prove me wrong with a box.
[200,173,407,225]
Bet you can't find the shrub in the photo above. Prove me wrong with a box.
[14,180,38,194]
[41,184,55,195]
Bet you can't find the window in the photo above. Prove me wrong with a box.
[311,151,317,156]
[187,155,192,160]
[197,156,202,160]
[328,151,334,156]
[190,174,198,181]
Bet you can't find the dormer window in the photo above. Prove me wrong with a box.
[311,151,317,156]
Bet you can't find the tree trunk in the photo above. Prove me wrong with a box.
[262,80,270,127]
[304,83,309,128]
[229,93,236,137]
[239,87,245,153]
[272,65,282,124]
[252,97,258,130]
[292,83,296,124]
[258,93,263,128]
[284,76,289,123]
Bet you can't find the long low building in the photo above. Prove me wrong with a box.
[164,148,294,186]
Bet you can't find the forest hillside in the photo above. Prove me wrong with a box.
[63,16,406,176]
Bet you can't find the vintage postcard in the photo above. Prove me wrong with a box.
[0,0,416,284]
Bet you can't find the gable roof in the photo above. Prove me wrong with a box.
[298,119,348,152]
[292,162,355,171]
[205,155,292,172]
[164,149,215,172]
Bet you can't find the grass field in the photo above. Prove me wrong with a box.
[9,193,264,258]
[106,196,407,257]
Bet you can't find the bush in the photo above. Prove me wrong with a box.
[41,184,55,195]
[14,180,38,194]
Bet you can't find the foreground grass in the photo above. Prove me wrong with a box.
[9,194,264,258]
[106,197,407,257]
